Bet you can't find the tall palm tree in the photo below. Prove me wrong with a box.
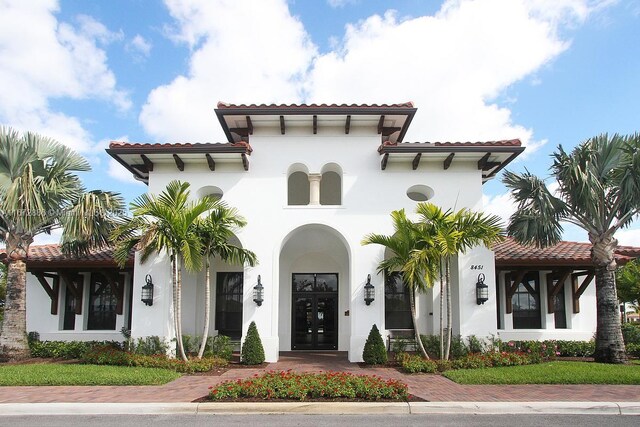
[362,209,439,359]
[0,127,124,358]
[194,203,257,359]
[112,180,215,361]
[415,203,504,360]
[503,133,640,364]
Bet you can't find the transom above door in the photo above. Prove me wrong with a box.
[292,273,338,350]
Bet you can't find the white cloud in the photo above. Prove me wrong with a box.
[140,0,317,142]
[126,34,152,61]
[32,228,63,246]
[0,0,130,152]
[483,191,517,226]
[617,227,640,247]
[327,0,358,8]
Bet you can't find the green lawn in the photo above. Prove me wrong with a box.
[0,363,181,386]
[443,361,640,385]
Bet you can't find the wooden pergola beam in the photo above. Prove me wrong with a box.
[381,153,389,170]
[377,115,385,134]
[140,154,154,172]
[34,272,59,315]
[241,153,249,171]
[345,115,351,134]
[443,153,455,170]
[505,270,528,314]
[412,153,421,170]
[547,270,571,313]
[572,271,594,313]
[477,153,491,170]
[280,115,285,135]
[173,154,184,171]
[205,153,215,171]
[313,115,317,135]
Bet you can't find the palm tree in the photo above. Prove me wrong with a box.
[414,203,504,360]
[194,202,257,359]
[0,127,124,358]
[503,133,640,364]
[362,209,439,359]
[112,180,215,361]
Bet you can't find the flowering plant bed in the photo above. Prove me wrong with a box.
[208,370,409,401]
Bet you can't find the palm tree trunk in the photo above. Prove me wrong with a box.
[0,257,30,359]
[410,288,429,359]
[594,265,627,363]
[444,257,452,361]
[439,257,444,360]
[197,257,211,359]
[175,257,188,361]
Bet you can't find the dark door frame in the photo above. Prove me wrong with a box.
[291,273,339,350]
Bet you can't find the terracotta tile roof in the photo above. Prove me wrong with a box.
[109,141,252,153]
[382,139,522,149]
[216,102,415,109]
[494,237,640,267]
[0,244,133,268]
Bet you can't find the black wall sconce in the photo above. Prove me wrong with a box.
[476,273,488,305]
[364,274,375,305]
[253,275,264,306]
[142,274,154,306]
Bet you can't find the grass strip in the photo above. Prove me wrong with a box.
[443,361,640,385]
[0,363,180,386]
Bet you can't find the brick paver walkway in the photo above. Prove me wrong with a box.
[0,352,639,403]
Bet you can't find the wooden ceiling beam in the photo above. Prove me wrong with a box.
[381,153,389,170]
[444,153,455,170]
[377,115,385,134]
[34,272,59,315]
[280,115,285,135]
[229,127,250,137]
[482,161,502,171]
[412,153,422,170]
[345,115,351,134]
[140,154,154,172]
[246,116,253,135]
[313,115,318,134]
[173,154,184,171]
[205,153,215,171]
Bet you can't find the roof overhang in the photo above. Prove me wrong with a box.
[106,142,252,185]
[378,140,525,183]
[214,102,417,144]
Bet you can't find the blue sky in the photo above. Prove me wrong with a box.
[0,0,638,245]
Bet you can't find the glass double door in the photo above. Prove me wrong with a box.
[292,273,338,350]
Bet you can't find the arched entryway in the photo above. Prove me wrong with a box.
[278,224,350,351]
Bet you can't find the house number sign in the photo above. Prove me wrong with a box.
[470,265,484,270]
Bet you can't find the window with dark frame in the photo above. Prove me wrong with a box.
[553,288,567,329]
[215,272,243,339]
[384,271,413,330]
[87,273,118,330]
[511,272,541,329]
[62,285,76,331]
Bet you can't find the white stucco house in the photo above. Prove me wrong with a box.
[20,102,640,362]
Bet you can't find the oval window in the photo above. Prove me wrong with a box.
[406,185,434,202]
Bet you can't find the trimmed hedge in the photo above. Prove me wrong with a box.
[29,340,122,359]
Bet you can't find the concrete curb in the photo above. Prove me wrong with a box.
[1,401,640,416]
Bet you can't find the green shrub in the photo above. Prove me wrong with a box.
[390,337,414,354]
[397,353,437,373]
[362,324,387,365]
[132,336,168,356]
[209,371,408,401]
[627,343,640,357]
[555,340,595,357]
[420,334,441,358]
[622,323,640,346]
[241,321,265,365]
[207,335,233,361]
[419,334,470,359]
[466,335,486,354]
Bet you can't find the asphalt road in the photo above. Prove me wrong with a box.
[0,414,639,427]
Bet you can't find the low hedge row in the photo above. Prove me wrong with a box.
[397,351,535,373]
[29,340,122,360]
[209,371,408,401]
[82,345,227,373]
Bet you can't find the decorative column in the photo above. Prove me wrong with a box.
[309,174,322,205]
